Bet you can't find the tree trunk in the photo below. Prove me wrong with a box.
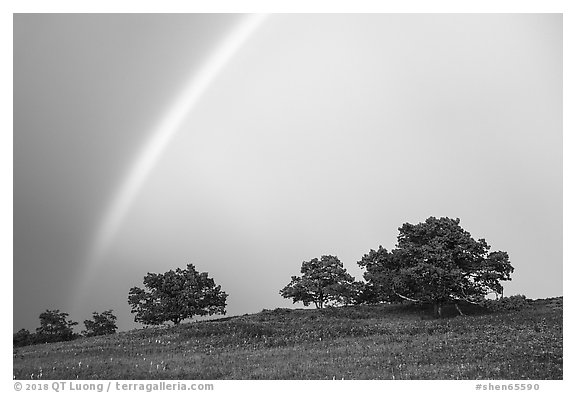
[454,302,465,316]
[433,302,443,318]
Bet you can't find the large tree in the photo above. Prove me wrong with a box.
[280,255,357,308]
[358,217,514,317]
[128,264,228,325]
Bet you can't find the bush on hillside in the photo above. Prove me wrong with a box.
[13,329,34,347]
[83,310,118,337]
[481,295,532,312]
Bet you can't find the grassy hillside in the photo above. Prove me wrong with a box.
[13,297,562,380]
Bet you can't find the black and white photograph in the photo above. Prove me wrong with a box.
[11,9,564,384]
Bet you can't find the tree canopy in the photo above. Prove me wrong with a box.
[358,217,514,316]
[83,310,118,337]
[13,328,33,347]
[280,255,357,308]
[34,309,78,343]
[128,263,228,325]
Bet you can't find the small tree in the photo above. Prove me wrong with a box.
[35,309,78,343]
[358,217,514,317]
[280,255,357,308]
[128,263,228,325]
[83,310,118,337]
[13,328,33,347]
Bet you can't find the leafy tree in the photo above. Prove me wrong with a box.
[280,255,357,308]
[338,281,366,306]
[358,217,514,317]
[83,310,118,337]
[13,328,33,347]
[35,309,78,343]
[128,263,228,325]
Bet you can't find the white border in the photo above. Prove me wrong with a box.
[3,1,573,392]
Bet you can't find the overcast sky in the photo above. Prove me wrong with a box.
[13,13,562,332]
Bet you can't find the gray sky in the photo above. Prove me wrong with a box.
[13,14,562,332]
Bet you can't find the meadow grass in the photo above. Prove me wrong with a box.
[13,297,562,380]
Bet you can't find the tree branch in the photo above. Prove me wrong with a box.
[392,286,423,303]
[450,293,482,305]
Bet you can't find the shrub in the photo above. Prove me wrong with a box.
[481,294,532,312]
[13,329,33,347]
[83,310,118,337]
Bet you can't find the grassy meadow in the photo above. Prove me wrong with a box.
[13,297,562,380]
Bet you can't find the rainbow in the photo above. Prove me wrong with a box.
[73,14,268,307]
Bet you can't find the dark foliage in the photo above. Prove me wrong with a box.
[34,309,79,344]
[128,263,228,325]
[480,295,533,312]
[83,310,118,337]
[13,329,34,347]
[280,255,358,308]
[358,217,514,317]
